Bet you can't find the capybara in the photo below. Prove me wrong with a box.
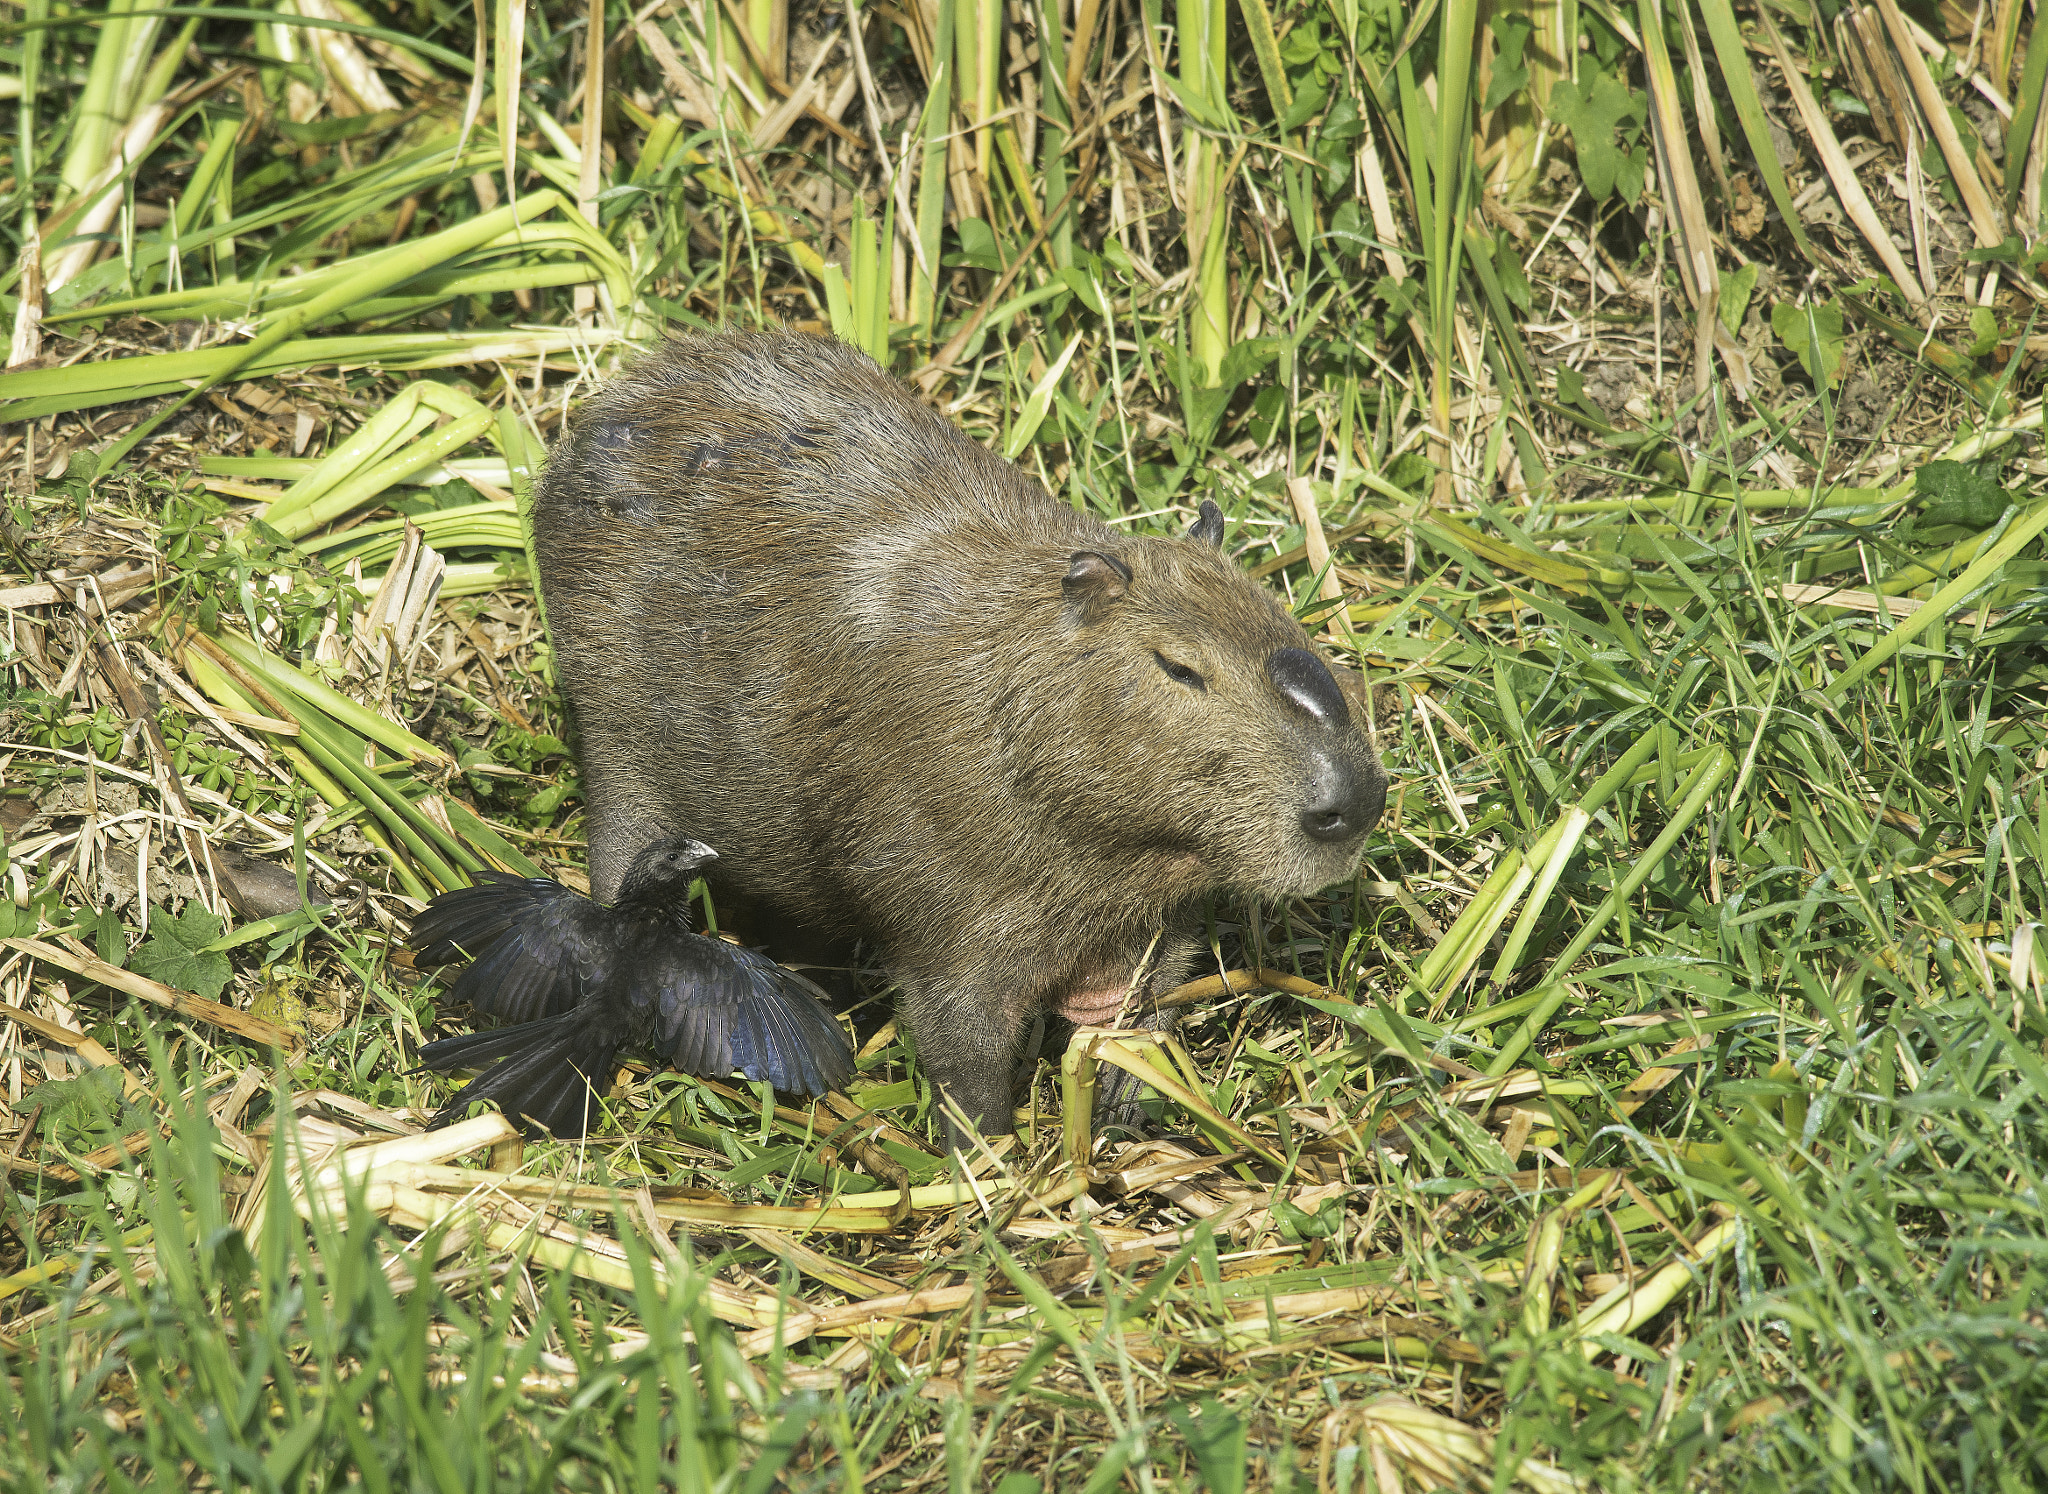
[532,331,1388,1146]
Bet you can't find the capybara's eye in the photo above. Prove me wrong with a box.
[1154,652,1207,692]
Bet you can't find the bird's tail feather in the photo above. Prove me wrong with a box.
[416,1014,619,1137]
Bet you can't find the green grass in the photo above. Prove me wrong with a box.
[7,1050,822,1491]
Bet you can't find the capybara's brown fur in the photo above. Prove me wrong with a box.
[533,332,1388,1145]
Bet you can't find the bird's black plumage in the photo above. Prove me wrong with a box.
[410,836,854,1134]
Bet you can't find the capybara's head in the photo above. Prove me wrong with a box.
[1000,500,1388,900]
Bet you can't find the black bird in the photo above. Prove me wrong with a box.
[409,836,854,1135]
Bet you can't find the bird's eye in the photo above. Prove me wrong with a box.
[1154,652,1207,692]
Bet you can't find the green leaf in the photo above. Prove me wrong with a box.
[1484,13,1533,111]
[948,218,1004,272]
[1771,299,1848,384]
[261,1415,327,1486]
[94,905,127,966]
[1271,1194,1346,1241]
[1966,305,1999,357]
[1440,1103,1518,1175]
[1312,93,1362,192]
[1556,364,1608,425]
[1915,460,2009,528]
[1373,273,1422,339]
[1278,72,1328,133]
[13,1067,124,1126]
[1387,450,1435,495]
[1279,16,1322,65]
[1167,1399,1249,1494]
[1217,335,1285,388]
[1548,70,1648,203]
[1055,265,1107,317]
[1492,230,1533,312]
[1720,263,1758,333]
[520,777,579,821]
[129,902,233,1001]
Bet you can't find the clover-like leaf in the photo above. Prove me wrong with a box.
[1549,69,1648,203]
[1485,13,1534,112]
[129,901,232,1002]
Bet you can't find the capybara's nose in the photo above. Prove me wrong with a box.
[1300,753,1376,843]
[1268,647,1351,731]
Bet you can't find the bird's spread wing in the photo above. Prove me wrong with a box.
[639,939,853,1097]
[408,872,615,1022]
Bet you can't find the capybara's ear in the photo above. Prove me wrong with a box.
[568,416,659,521]
[582,414,638,462]
[1062,550,1132,627]
[1187,500,1226,548]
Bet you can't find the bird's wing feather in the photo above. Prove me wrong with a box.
[655,973,735,1080]
[728,961,855,1095]
[410,875,618,1023]
[408,872,552,962]
[637,939,852,1096]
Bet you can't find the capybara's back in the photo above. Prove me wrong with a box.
[534,331,1388,1142]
